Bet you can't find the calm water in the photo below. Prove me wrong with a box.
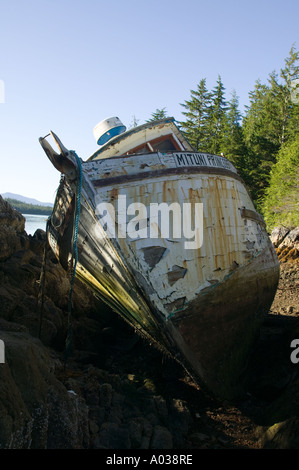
[23,214,49,235]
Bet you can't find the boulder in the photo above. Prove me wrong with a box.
[271,226,299,262]
[0,330,90,449]
[0,196,26,261]
[270,226,290,247]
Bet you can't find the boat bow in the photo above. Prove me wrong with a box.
[39,131,78,180]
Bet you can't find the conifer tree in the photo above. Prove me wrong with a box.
[262,133,299,229]
[147,108,168,122]
[287,97,299,141]
[243,45,299,205]
[279,45,299,144]
[208,75,227,154]
[129,115,140,128]
[220,90,247,180]
[242,80,273,160]
[242,80,281,205]
[179,79,211,151]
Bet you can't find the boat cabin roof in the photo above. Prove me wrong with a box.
[88,117,194,161]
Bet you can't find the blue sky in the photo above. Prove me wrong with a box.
[0,0,298,203]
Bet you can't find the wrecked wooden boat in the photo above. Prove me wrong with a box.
[39,116,280,399]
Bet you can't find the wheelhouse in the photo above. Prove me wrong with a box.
[88,117,193,161]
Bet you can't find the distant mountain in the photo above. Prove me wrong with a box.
[1,192,53,207]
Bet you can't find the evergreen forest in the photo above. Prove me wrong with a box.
[5,198,53,216]
[150,46,299,231]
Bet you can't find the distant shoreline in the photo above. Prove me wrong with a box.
[4,198,53,216]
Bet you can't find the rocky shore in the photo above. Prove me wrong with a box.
[0,195,298,449]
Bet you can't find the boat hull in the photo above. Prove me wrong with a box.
[46,150,280,398]
[166,245,279,397]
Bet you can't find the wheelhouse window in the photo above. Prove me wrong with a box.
[126,134,183,155]
[151,138,176,152]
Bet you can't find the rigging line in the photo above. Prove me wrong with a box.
[37,217,51,339]
[65,151,83,363]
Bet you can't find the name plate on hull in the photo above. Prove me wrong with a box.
[171,152,237,173]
